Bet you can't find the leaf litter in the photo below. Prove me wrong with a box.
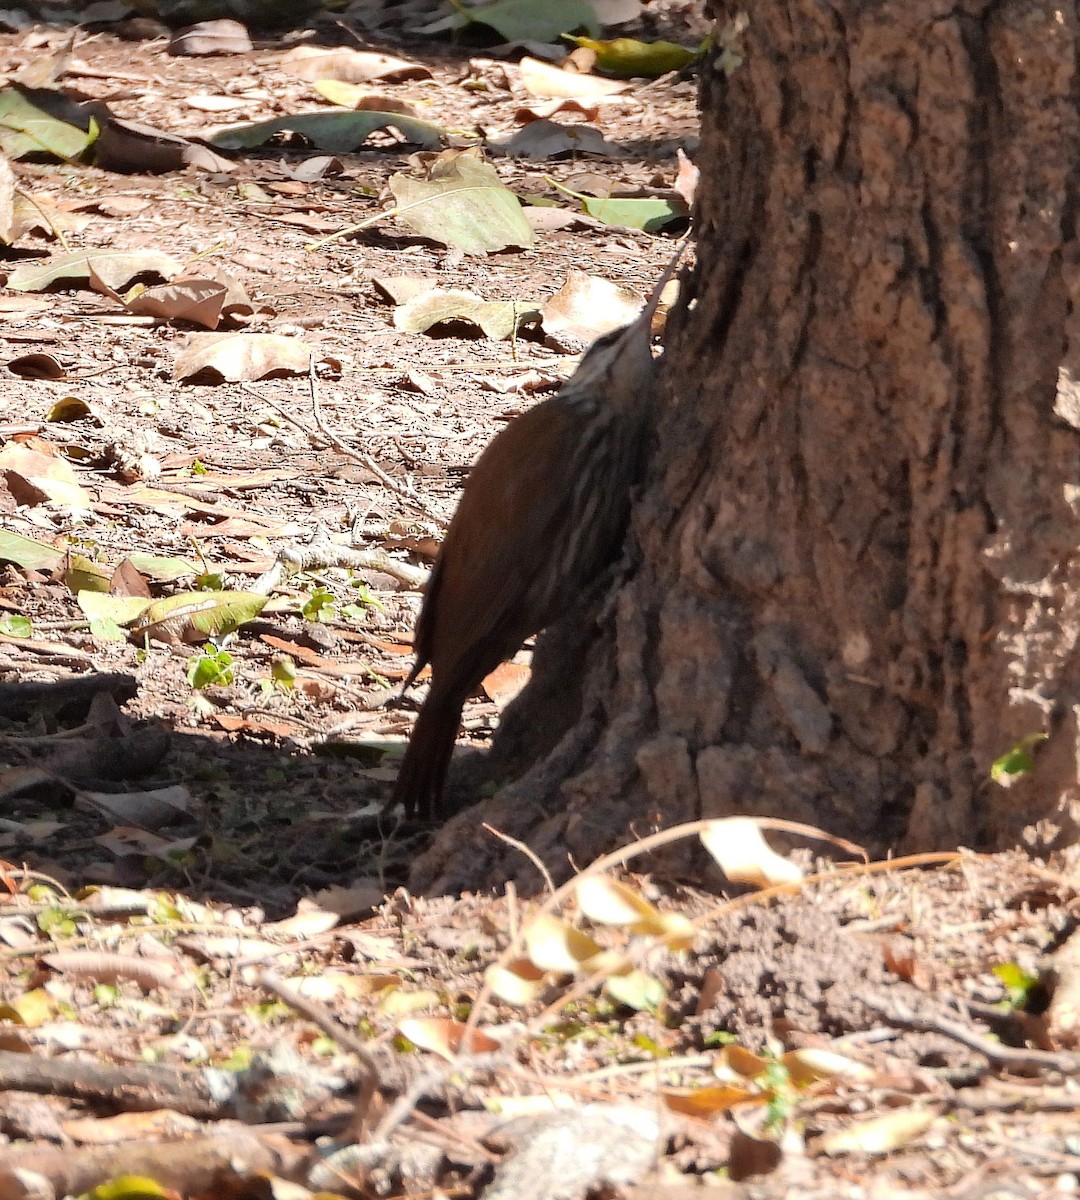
[0,5,1068,1198]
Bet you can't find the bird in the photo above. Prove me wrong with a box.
[389,244,688,821]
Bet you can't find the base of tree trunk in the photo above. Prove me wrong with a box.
[411,0,1080,895]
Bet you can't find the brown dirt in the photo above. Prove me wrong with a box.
[1,7,1079,1199]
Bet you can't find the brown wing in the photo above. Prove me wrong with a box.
[418,400,580,699]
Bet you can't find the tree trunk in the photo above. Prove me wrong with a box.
[410,0,1080,894]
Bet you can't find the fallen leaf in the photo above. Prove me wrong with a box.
[524,913,602,972]
[0,84,95,162]
[120,278,231,329]
[486,957,549,1005]
[311,80,422,116]
[370,274,439,305]
[398,1017,500,1059]
[394,288,541,340]
[518,56,630,100]
[661,1085,760,1117]
[699,817,804,888]
[82,785,192,829]
[541,270,644,341]
[603,968,665,1011]
[128,590,268,644]
[42,950,196,993]
[0,441,91,513]
[172,332,320,382]
[817,1108,939,1156]
[481,661,531,707]
[6,248,182,293]
[547,176,687,231]
[169,18,253,55]
[6,352,66,379]
[563,35,699,78]
[0,529,64,572]
[281,45,432,83]
[673,146,699,206]
[210,109,441,153]
[491,119,624,160]
[388,152,534,254]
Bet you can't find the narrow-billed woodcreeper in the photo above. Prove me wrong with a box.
[390,245,687,821]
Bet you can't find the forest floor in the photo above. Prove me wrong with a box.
[1,4,1080,1199]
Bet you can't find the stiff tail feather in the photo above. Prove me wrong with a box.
[388,690,465,820]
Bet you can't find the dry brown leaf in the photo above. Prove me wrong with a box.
[674,146,699,206]
[486,957,549,1005]
[169,18,253,55]
[263,905,340,939]
[514,97,603,122]
[541,270,644,342]
[122,278,230,329]
[398,1017,501,1059]
[6,352,67,380]
[0,441,91,513]
[281,45,432,83]
[524,913,603,972]
[95,826,199,861]
[661,1085,760,1117]
[42,950,196,993]
[817,1108,939,1156]
[481,661,530,707]
[492,120,624,160]
[172,332,324,382]
[62,1110,201,1146]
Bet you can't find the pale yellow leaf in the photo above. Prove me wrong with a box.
[818,1108,938,1156]
[699,817,804,887]
[524,913,603,973]
[398,1017,500,1060]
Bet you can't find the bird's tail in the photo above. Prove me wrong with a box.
[388,689,465,821]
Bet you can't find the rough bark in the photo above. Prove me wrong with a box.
[411,0,1080,894]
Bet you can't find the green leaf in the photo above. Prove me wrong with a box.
[394,289,541,339]
[125,553,200,583]
[564,36,699,78]
[389,154,534,254]
[6,249,182,294]
[132,590,267,643]
[76,591,152,626]
[0,529,63,572]
[210,109,442,153]
[603,969,665,1012]
[992,961,1039,1008]
[64,555,113,595]
[0,85,95,161]
[187,647,235,690]
[89,618,126,643]
[990,733,1048,786]
[87,1174,170,1200]
[544,175,685,231]
[0,614,32,637]
[302,586,336,622]
[427,0,599,43]
[270,656,297,690]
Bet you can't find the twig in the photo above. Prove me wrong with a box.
[242,372,445,526]
[250,524,428,595]
[483,823,556,893]
[259,970,383,1138]
[866,998,1080,1075]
